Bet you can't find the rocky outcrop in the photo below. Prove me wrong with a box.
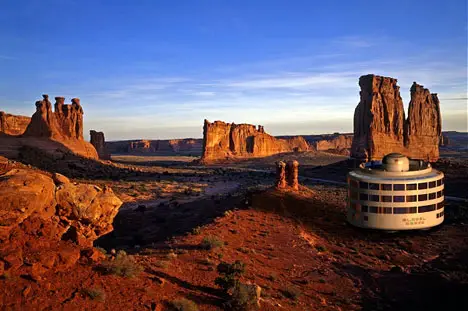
[23,95,98,159]
[351,75,441,161]
[0,168,122,279]
[168,139,202,153]
[276,161,287,189]
[201,120,309,161]
[405,82,442,161]
[128,140,156,153]
[315,134,353,152]
[0,112,31,136]
[106,139,203,155]
[286,160,299,190]
[275,160,299,190]
[90,130,111,160]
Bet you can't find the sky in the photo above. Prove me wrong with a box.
[0,0,467,141]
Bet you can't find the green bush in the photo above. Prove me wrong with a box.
[200,236,224,250]
[215,260,245,292]
[100,250,144,278]
[82,287,106,302]
[228,283,260,311]
[315,245,327,252]
[169,298,199,311]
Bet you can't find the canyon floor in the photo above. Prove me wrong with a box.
[2,151,468,311]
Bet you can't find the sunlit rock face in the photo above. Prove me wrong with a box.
[23,95,98,159]
[0,168,122,279]
[201,119,309,161]
[315,134,353,152]
[405,82,442,161]
[0,112,31,136]
[351,75,441,161]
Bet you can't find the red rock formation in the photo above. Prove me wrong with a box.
[23,95,98,159]
[315,134,353,151]
[0,168,122,279]
[168,139,203,153]
[55,97,84,140]
[405,82,442,161]
[351,75,441,161]
[201,120,309,161]
[275,161,287,189]
[128,140,157,153]
[0,112,31,136]
[90,130,111,160]
[106,139,203,155]
[286,160,299,190]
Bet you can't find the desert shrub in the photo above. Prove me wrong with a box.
[82,287,106,302]
[215,260,246,292]
[169,298,199,311]
[200,236,224,250]
[316,245,327,252]
[281,286,301,300]
[192,226,202,235]
[155,260,169,269]
[198,257,214,266]
[166,250,178,260]
[100,250,143,278]
[227,283,260,311]
[267,273,277,281]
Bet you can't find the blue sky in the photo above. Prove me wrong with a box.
[0,0,466,140]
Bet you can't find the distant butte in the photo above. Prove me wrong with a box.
[201,120,309,162]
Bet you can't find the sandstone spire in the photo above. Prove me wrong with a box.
[351,75,441,161]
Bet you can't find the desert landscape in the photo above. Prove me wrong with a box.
[1,2,467,311]
[0,73,467,311]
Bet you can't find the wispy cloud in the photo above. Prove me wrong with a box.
[0,54,17,60]
[6,34,464,140]
[332,35,375,48]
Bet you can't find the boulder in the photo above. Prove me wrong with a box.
[52,172,70,185]
[56,183,122,247]
[0,169,56,240]
[0,168,122,277]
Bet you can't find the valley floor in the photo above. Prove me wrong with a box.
[1,151,468,310]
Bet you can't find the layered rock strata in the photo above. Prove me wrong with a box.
[23,95,98,159]
[201,120,309,161]
[0,112,31,136]
[351,75,441,161]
